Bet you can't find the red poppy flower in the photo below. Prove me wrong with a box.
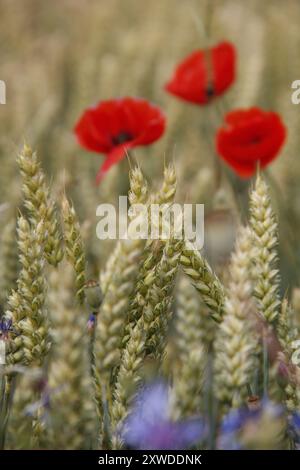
[216,107,286,178]
[165,41,236,105]
[74,97,166,183]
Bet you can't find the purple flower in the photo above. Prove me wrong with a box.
[292,412,300,431]
[122,381,205,450]
[290,411,300,449]
[221,408,247,434]
[87,313,96,332]
[218,399,284,450]
[25,381,65,426]
[218,409,246,450]
[0,317,13,340]
[24,380,52,423]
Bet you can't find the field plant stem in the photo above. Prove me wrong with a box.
[0,374,15,449]
[199,108,221,189]
[0,367,5,444]
[227,171,250,219]
[89,316,96,377]
[247,383,253,397]
[206,347,216,449]
[100,384,112,450]
[263,333,269,396]
[204,0,214,40]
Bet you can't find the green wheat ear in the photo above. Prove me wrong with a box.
[123,163,178,341]
[172,276,205,419]
[93,166,150,448]
[95,167,149,380]
[17,144,63,267]
[277,299,300,411]
[48,262,96,449]
[180,240,225,322]
[250,173,280,324]
[7,371,46,449]
[152,163,177,204]
[111,236,182,448]
[214,226,256,409]
[61,194,86,305]
[6,215,50,367]
[100,166,149,296]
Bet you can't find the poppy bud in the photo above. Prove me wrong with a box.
[84,280,103,311]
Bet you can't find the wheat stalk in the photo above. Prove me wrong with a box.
[172,276,205,418]
[180,241,225,322]
[6,216,50,367]
[48,264,95,449]
[214,226,256,409]
[61,195,86,305]
[250,174,280,324]
[17,144,63,267]
[111,237,182,445]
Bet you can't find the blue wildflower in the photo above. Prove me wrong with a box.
[121,381,205,450]
[218,399,284,450]
[218,408,247,450]
[0,317,13,340]
[290,411,300,449]
[291,412,300,431]
[24,379,52,423]
[221,408,248,434]
[87,313,96,333]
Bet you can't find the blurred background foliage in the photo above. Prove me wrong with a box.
[0,0,300,283]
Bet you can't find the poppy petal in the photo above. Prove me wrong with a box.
[212,42,236,96]
[74,110,111,153]
[95,142,134,184]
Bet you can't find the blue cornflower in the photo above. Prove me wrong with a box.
[218,399,284,450]
[121,381,205,450]
[0,317,13,340]
[290,411,300,449]
[218,408,247,450]
[292,412,300,431]
[87,313,97,333]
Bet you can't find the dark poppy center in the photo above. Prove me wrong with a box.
[112,131,133,146]
[205,83,215,98]
[250,135,262,145]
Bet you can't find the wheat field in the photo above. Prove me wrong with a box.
[0,0,300,451]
